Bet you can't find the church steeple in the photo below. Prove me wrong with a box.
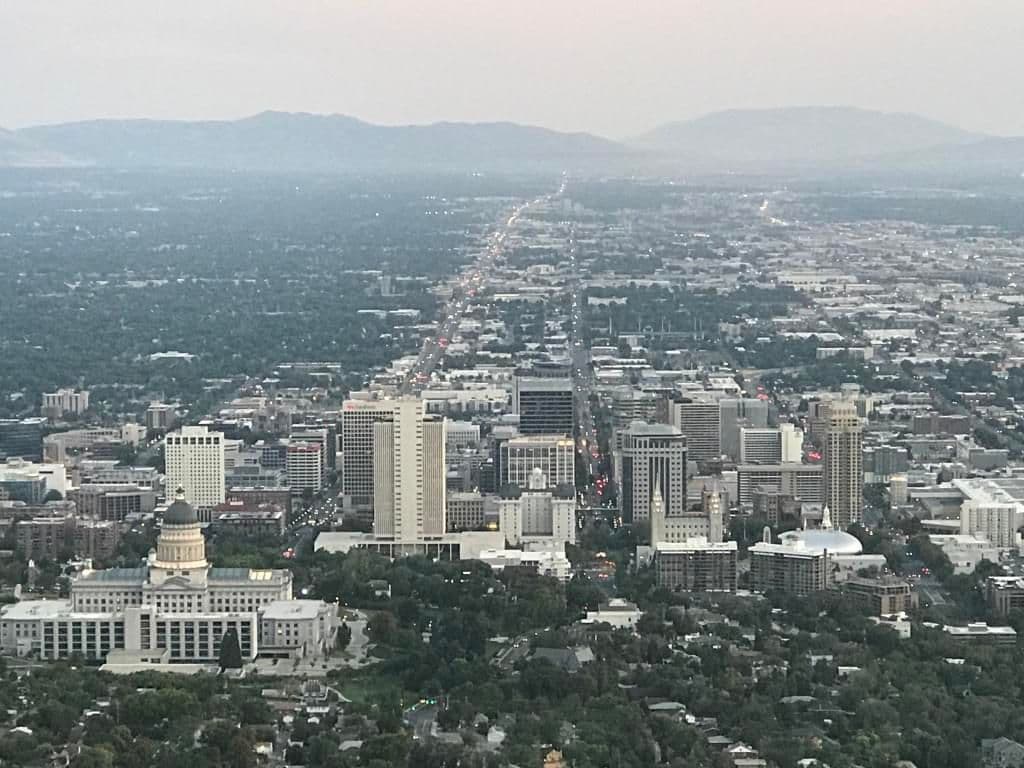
[649,465,666,546]
[821,504,833,531]
[650,472,665,519]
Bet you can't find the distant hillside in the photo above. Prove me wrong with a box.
[16,112,627,172]
[633,106,983,172]
[0,126,71,167]
[869,136,1024,177]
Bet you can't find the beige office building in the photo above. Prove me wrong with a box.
[824,400,863,528]
[373,398,446,539]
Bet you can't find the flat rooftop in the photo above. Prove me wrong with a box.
[262,600,330,621]
[656,540,738,553]
[1,600,73,620]
[944,623,1017,637]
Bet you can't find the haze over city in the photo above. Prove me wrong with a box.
[2,0,1023,136]
[2,4,1024,768]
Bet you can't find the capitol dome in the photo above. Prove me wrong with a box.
[777,505,863,555]
[154,486,207,572]
[163,487,199,526]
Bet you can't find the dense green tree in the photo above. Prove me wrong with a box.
[219,629,243,670]
[74,745,116,768]
[336,621,352,651]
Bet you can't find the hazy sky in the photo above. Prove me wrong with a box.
[1,0,1022,137]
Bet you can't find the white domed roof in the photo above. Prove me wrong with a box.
[778,528,863,556]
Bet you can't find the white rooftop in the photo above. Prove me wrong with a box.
[943,622,1016,637]
[478,549,570,566]
[262,600,330,621]
[954,477,1024,509]
[750,542,828,559]
[655,539,738,553]
[0,600,72,620]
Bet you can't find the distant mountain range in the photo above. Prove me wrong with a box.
[9,111,624,173]
[634,106,984,172]
[2,107,1023,176]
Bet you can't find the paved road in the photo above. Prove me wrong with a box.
[918,578,947,607]
[344,609,371,667]
[567,226,606,509]
[400,178,567,395]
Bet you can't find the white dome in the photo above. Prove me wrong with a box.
[778,529,863,556]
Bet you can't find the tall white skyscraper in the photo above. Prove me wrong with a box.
[164,425,226,520]
[373,399,446,540]
[825,400,863,529]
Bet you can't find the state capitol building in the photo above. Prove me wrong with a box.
[0,490,338,665]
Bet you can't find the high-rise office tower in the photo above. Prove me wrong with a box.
[736,463,824,505]
[372,399,446,539]
[824,400,863,528]
[340,400,396,509]
[488,425,519,495]
[500,434,575,489]
[779,423,804,463]
[164,425,226,520]
[290,425,333,481]
[807,400,833,447]
[0,418,46,462]
[666,398,720,463]
[609,388,659,431]
[145,403,177,433]
[618,422,687,524]
[286,442,323,496]
[863,444,910,484]
[514,377,574,436]
[739,423,804,465]
[719,398,769,462]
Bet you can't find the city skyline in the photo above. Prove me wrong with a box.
[3,0,1024,760]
